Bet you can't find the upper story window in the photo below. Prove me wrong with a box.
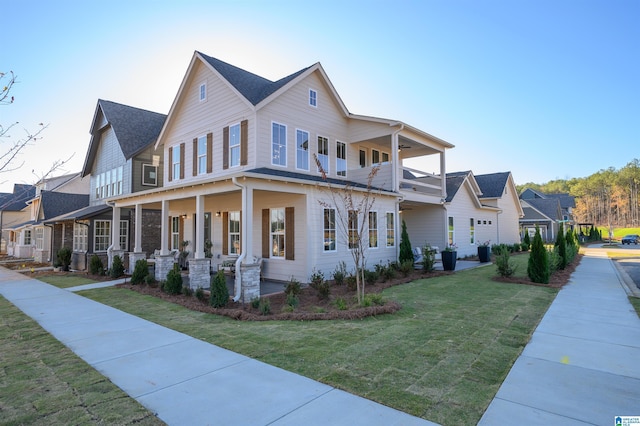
[172,145,181,180]
[296,129,309,171]
[272,122,287,166]
[371,149,390,166]
[229,123,240,167]
[309,89,317,107]
[142,164,157,186]
[359,149,367,168]
[95,166,123,199]
[317,136,329,174]
[336,141,346,177]
[199,83,206,101]
[197,135,207,174]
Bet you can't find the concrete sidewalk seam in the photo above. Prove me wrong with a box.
[265,387,336,425]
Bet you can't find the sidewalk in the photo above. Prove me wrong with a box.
[479,250,640,424]
[0,268,435,426]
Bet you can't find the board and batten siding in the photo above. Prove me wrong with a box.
[161,60,255,188]
[90,126,130,205]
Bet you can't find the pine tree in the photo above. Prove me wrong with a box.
[527,225,549,284]
[555,223,567,270]
[399,219,413,264]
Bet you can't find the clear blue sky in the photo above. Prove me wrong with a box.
[3,0,638,193]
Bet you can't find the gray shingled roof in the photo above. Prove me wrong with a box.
[522,198,562,221]
[546,193,576,209]
[198,52,314,105]
[98,100,167,159]
[0,184,35,211]
[445,171,471,202]
[475,172,510,198]
[44,204,110,224]
[39,191,89,221]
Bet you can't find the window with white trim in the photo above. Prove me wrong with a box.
[35,228,44,250]
[229,123,241,167]
[272,122,287,166]
[171,216,180,250]
[142,164,158,186]
[359,149,367,168]
[369,211,378,248]
[172,145,181,180]
[94,220,111,252]
[386,212,395,247]
[296,129,309,170]
[317,136,329,173]
[270,208,285,258]
[448,216,455,246]
[73,221,88,252]
[348,210,358,249]
[470,218,475,244]
[323,208,336,252]
[23,229,32,245]
[309,89,317,107]
[197,135,207,174]
[119,220,129,251]
[229,211,241,255]
[336,141,346,177]
[199,83,206,101]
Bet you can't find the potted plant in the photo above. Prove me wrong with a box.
[477,240,491,263]
[442,244,457,271]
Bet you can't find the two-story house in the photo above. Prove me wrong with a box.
[1,184,36,255]
[44,99,166,271]
[106,51,453,302]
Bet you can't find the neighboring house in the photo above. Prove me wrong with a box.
[427,171,522,258]
[0,184,36,254]
[5,174,89,261]
[44,99,166,271]
[519,188,575,242]
[108,51,454,301]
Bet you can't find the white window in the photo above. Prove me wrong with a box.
[296,129,309,170]
[359,149,367,168]
[348,210,358,249]
[35,228,44,250]
[171,216,180,250]
[197,135,207,174]
[229,211,241,255]
[119,220,129,251]
[372,149,380,165]
[336,141,346,177]
[199,83,206,101]
[229,123,240,167]
[317,136,329,174]
[369,211,378,248]
[23,229,32,245]
[111,168,117,196]
[386,212,395,247]
[272,122,287,166]
[105,171,111,197]
[323,208,336,252]
[116,166,123,195]
[73,221,88,252]
[270,208,285,258]
[309,89,317,107]
[142,164,158,186]
[382,152,389,164]
[172,145,181,180]
[470,218,475,245]
[94,220,111,252]
[95,173,101,198]
[448,216,455,246]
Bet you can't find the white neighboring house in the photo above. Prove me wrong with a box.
[0,184,35,255]
[107,51,454,301]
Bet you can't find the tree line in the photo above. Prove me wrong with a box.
[517,159,640,228]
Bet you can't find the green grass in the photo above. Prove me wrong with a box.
[78,253,556,425]
[0,296,165,425]
[630,297,640,318]
[36,275,100,289]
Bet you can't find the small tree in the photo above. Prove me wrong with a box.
[554,223,567,270]
[130,259,149,285]
[89,254,104,275]
[56,247,72,271]
[110,255,125,278]
[527,225,549,284]
[209,270,229,308]
[164,264,183,295]
[398,219,413,264]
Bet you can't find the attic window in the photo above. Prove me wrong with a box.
[199,83,206,101]
[309,89,317,107]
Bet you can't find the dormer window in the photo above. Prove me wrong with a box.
[199,83,206,101]
[309,89,317,107]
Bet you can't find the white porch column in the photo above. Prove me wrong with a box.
[134,203,143,252]
[440,151,447,200]
[109,205,123,268]
[160,199,169,255]
[243,185,253,261]
[195,194,205,259]
[391,132,399,192]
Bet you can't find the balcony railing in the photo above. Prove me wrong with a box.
[400,167,443,198]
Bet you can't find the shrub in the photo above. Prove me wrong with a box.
[399,259,414,277]
[345,274,357,291]
[491,244,507,256]
[309,269,324,288]
[195,287,206,303]
[182,286,194,297]
[362,293,384,307]
[382,264,396,281]
[89,254,105,275]
[56,247,72,271]
[209,270,229,308]
[522,232,531,251]
[495,250,517,277]
[110,255,125,279]
[398,219,413,264]
[258,298,271,315]
[250,297,261,309]
[284,277,302,297]
[548,247,561,274]
[421,245,436,272]
[527,226,550,284]
[164,265,183,295]
[286,293,299,308]
[311,278,330,300]
[511,243,521,253]
[554,223,568,270]
[144,274,157,286]
[130,259,149,285]
[333,261,347,286]
[334,297,348,310]
[364,269,379,285]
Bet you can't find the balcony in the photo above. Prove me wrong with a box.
[400,167,445,203]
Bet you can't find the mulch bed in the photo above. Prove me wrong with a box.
[492,253,582,288]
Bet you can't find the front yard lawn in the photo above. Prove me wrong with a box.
[78,253,556,424]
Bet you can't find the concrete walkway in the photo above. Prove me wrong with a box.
[0,268,435,426]
[479,248,640,425]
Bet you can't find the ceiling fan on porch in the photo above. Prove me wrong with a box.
[398,144,412,151]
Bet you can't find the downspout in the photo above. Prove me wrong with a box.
[231,176,247,302]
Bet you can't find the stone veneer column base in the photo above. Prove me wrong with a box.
[239,262,260,303]
[188,258,211,289]
[128,252,147,274]
[109,249,125,269]
[154,255,175,282]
